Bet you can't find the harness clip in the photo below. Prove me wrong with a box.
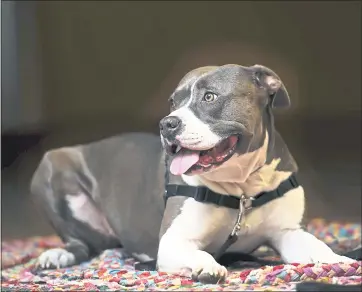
[230,195,254,236]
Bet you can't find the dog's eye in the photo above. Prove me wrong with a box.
[203,92,217,102]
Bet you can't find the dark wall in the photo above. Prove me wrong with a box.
[34,1,360,133]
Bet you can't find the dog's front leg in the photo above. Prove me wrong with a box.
[157,198,229,284]
[270,228,354,264]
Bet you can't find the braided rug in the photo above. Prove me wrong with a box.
[1,219,361,291]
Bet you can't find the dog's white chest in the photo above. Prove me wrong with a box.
[163,197,265,253]
[206,206,266,254]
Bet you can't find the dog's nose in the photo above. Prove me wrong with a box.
[159,116,182,137]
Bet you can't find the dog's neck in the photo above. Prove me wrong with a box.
[182,130,294,198]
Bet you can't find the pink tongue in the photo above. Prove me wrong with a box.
[170,149,200,175]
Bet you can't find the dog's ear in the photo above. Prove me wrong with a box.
[251,64,290,108]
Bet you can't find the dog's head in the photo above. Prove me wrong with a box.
[159,64,290,176]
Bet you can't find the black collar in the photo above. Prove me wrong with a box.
[164,174,299,209]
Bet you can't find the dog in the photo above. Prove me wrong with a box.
[30,64,353,284]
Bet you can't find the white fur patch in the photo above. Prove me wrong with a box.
[168,107,221,150]
[157,198,232,273]
[66,193,115,236]
[132,253,154,262]
[38,248,75,269]
[270,228,355,264]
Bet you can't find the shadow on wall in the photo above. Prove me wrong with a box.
[144,41,300,122]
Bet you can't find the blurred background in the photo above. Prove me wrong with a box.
[1,1,361,240]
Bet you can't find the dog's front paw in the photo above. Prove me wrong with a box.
[37,248,75,269]
[273,229,357,265]
[158,250,227,284]
[306,241,355,264]
[191,260,228,284]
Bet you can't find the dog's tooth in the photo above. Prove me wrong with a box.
[176,145,181,153]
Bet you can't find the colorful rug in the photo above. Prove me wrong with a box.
[1,219,361,291]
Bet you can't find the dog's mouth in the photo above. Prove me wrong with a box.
[167,135,239,175]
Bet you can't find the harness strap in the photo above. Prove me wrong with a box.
[164,174,299,209]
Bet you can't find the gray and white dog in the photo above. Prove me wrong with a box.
[31,64,353,283]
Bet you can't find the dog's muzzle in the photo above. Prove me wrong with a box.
[159,116,182,140]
